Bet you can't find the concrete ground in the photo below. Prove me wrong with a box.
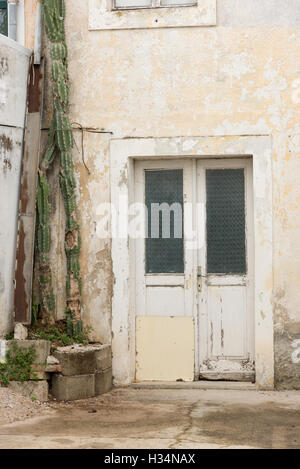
[0,386,299,449]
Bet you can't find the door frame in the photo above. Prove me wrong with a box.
[110,135,274,389]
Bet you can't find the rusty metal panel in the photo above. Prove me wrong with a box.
[14,60,44,324]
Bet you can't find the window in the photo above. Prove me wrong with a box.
[206,169,246,275]
[0,1,7,36]
[114,0,196,10]
[145,170,184,274]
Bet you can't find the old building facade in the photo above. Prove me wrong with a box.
[1,1,300,389]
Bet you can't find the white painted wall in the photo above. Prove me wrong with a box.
[0,34,31,337]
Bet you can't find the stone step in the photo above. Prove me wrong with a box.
[130,380,257,391]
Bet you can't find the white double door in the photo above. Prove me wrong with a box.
[135,158,254,381]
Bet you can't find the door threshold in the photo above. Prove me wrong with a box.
[130,380,257,391]
[199,371,255,382]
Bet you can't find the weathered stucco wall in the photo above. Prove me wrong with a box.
[39,1,300,387]
[0,35,31,337]
[273,134,300,389]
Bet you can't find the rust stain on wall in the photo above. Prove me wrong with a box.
[27,64,43,113]
[0,57,9,78]
[20,173,29,215]
[3,158,12,173]
[0,135,13,152]
[14,219,28,323]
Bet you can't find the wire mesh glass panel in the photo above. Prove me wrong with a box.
[145,170,184,274]
[206,169,246,274]
[0,2,8,37]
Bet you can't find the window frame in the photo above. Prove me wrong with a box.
[112,0,197,11]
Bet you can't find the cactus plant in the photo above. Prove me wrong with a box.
[37,172,55,323]
[37,0,82,326]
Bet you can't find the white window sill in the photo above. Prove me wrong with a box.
[88,0,216,30]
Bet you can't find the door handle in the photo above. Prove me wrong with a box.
[197,266,202,292]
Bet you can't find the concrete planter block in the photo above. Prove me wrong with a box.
[53,349,97,376]
[95,345,112,372]
[6,340,51,364]
[95,368,112,396]
[51,374,95,401]
[50,345,112,400]
[53,344,112,376]
[9,380,48,401]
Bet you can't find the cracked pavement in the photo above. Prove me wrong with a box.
[0,387,299,449]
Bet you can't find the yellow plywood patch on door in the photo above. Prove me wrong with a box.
[136,317,194,382]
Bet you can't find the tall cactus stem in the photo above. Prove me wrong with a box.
[36,0,82,326]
